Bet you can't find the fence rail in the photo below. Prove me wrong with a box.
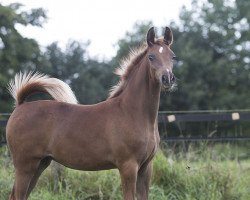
[158,111,250,123]
[161,136,250,142]
[1,111,250,146]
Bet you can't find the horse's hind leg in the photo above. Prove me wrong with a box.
[9,158,51,200]
[26,157,52,199]
[9,158,43,200]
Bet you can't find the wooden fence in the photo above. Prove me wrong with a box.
[1,110,250,146]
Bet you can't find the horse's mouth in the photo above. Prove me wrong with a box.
[161,73,176,91]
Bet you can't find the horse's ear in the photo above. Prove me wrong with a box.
[147,27,155,47]
[164,27,173,45]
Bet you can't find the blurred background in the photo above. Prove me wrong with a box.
[0,0,250,199]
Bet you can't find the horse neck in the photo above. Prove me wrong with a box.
[120,57,161,123]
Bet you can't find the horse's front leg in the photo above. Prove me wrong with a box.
[119,161,138,200]
[136,161,153,200]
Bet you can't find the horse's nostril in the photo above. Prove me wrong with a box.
[162,75,168,84]
[171,74,175,82]
[162,72,175,87]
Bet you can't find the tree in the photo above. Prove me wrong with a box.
[43,41,115,104]
[166,0,250,110]
[113,21,153,67]
[0,3,115,108]
[0,3,47,112]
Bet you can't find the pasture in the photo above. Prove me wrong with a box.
[1,143,249,200]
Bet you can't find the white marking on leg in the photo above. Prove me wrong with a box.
[159,47,163,53]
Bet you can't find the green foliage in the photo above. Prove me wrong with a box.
[29,169,122,200]
[0,145,249,200]
[0,3,47,112]
[41,41,115,104]
[113,21,153,66]
[153,147,250,200]
[165,0,250,110]
[0,147,13,199]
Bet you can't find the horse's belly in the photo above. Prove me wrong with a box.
[50,137,115,171]
[57,157,116,171]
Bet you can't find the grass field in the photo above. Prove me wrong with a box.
[0,143,249,200]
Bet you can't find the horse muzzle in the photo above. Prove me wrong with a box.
[161,71,176,90]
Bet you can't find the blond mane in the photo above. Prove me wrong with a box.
[108,45,148,98]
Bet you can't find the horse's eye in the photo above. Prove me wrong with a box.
[172,56,178,61]
[148,54,156,61]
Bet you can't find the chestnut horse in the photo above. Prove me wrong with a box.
[7,27,176,200]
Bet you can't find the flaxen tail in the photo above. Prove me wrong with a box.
[8,72,78,106]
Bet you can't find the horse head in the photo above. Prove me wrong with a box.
[146,27,177,91]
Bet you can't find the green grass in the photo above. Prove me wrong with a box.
[0,143,250,200]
